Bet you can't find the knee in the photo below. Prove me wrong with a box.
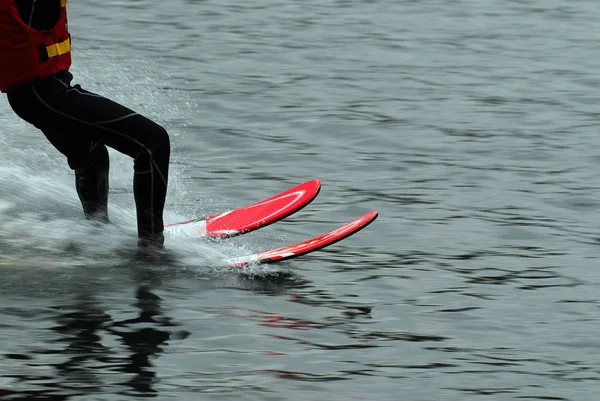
[137,124,170,163]
[68,143,109,170]
[91,143,110,168]
[151,125,170,158]
[134,121,171,165]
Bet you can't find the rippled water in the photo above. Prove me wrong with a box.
[1,0,600,399]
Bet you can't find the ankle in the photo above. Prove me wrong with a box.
[138,232,165,248]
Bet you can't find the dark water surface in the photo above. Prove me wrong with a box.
[1,0,600,400]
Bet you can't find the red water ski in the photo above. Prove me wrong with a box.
[165,180,321,239]
[225,211,378,268]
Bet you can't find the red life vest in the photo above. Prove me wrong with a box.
[0,0,71,93]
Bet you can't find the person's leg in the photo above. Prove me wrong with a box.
[7,71,170,246]
[74,144,110,223]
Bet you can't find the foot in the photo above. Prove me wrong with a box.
[85,209,110,224]
[136,233,166,262]
[137,243,164,262]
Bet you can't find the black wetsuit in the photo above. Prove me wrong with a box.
[7,0,170,246]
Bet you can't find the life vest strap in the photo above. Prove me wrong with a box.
[38,37,71,62]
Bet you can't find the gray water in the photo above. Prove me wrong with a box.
[0,0,599,399]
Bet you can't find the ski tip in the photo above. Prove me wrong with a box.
[350,210,378,232]
[309,179,321,199]
[364,210,379,221]
[304,179,321,190]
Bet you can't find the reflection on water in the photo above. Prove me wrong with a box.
[1,251,599,400]
[1,266,415,398]
[0,264,189,400]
